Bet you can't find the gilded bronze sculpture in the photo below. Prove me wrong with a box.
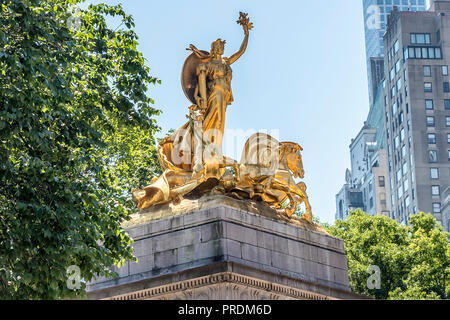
[132,12,313,223]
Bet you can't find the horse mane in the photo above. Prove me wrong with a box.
[279,142,303,159]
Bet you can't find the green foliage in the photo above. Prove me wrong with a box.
[0,0,161,299]
[326,210,449,300]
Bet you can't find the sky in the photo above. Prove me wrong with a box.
[88,0,371,224]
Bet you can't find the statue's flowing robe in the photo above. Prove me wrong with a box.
[134,58,234,209]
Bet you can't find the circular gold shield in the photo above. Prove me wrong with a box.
[181,51,209,105]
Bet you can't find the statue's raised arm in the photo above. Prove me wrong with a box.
[228,12,253,64]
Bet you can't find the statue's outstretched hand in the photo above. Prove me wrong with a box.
[237,12,253,35]
[243,22,254,35]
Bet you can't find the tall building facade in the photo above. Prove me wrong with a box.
[382,2,450,229]
[363,0,427,105]
[335,1,428,222]
[335,85,391,221]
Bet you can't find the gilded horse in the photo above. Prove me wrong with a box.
[231,133,313,222]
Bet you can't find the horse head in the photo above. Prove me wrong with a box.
[279,142,305,179]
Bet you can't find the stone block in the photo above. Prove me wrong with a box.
[169,214,185,230]
[177,244,196,265]
[297,228,310,242]
[316,248,331,266]
[226,239,242,259]
[271,251,290,271]
[154,228,200,253]
[151,218,172,235]
[225,222,257,246]
[241,243,258,263]
[132,238,153,257]
[177,239,226,265]
[309,245,319,263]
[257,231,274,251]
[285,224,299,239]
[128,224,147,239]
[154,249,177,270]
[184,208,218,226]
[329,251,348,270]
[129,255,154,276]
[334,267,350,286]
[112,263,129,279]
[287,239,308,258]
[256,247,272,266]
[198,239,226,260]
[272,235,289,254]
[201,222,225,243]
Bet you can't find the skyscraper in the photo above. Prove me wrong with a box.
[363,0,427,105]
[335,1,428,222]
[382,2,450,230]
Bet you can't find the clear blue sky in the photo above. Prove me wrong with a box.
[89,0,370,223]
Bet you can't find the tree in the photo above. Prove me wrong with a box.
[326,210,449,300]
[0,0,161,299]
[388,213,449,299]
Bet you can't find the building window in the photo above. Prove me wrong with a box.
[447,117,450,127]
[411,33,431,44]
[405,195,411,208]
[425,99,434,110]
[429,150,438,163]
[395,135,400,149]
[444,82,450,93]
[425,82,432,92]
[379,176,386,187]
[397,78,402,91]
[427,116,435,127]
[431,168,439,179]
[390,68,395,81]
[432,185,441,196]
[443,65,449,76]
[445,100,450,110]
[428,133,436,144]
[396,60,401,73]
[392,102,398,115]
[424,65,431,77]
[406,46,442,59]
[447,133,450,144]
[433,203,441,214]
[394,40,400,53]
[448,150,450,161]
[436,47,442,59]
[380,193,387,206]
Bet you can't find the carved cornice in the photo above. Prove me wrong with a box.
[106,272,335,301]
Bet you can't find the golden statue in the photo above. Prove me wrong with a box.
[132,12,313,223]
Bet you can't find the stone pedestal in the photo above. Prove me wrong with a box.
[86,196,365,300]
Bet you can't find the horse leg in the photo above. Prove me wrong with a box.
[285,192,298,217]
[267,181,298,217]
[301,198,313,223]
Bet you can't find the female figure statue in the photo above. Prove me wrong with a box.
[133,13,253,210]
[187,12,253,148]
